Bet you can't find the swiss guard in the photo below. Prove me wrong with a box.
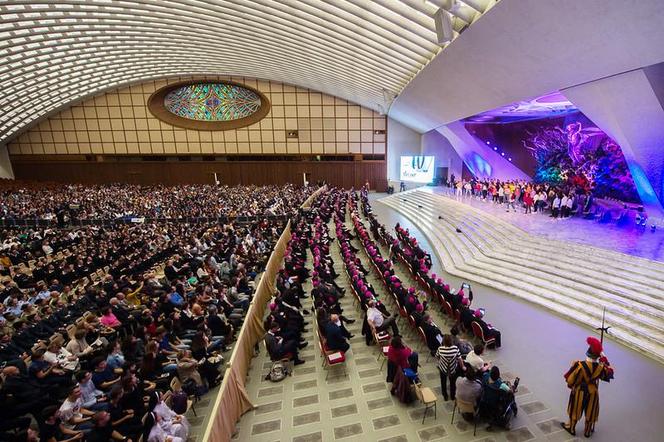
[561,336,614,438]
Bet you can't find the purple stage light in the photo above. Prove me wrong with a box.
[493,147,498,151]
[508,157,512,161]
[501,152,505,156]
[486,141,490,145]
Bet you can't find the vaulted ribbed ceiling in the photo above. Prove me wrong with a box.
[0,0,497,143]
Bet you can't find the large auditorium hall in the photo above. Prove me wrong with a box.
[2,1,664,442]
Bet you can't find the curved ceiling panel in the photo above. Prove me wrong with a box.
[0,0,495,144]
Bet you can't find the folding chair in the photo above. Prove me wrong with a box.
[414,383,438,424]
[451,397,479,436]
[170,376,197,416]
[317,337,347,381]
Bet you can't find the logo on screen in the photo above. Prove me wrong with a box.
[400,156,434,183]
[412,156,426,170]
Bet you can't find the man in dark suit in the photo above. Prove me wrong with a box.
[420,313,442,356]
[264,323,305,365]
[324,314,351,353]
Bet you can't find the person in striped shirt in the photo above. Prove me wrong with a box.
[436,334,465,401]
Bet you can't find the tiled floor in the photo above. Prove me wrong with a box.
[233,210,571,442]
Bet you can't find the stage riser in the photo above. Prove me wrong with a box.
[380,190,664,365]
[404,194,664,318]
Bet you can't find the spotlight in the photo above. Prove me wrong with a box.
[493,147,498,151]
[508,157,512,161]
[486,141,490,145]
[501,152,505,156]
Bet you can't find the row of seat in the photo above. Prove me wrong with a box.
[339,212,439,423]
[380,190,664,364]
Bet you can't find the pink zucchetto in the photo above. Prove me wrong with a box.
[461,297,469,306]
[394,282,401,288]
[416,304,424,313]
[384,271,390,278]
[408,287,415,293]
[269,303,277,311]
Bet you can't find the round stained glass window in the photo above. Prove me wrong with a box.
[147,81,270,130]
[164,84,261,121]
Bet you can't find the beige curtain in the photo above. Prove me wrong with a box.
[202,221,292,442]
[301,185,327,208]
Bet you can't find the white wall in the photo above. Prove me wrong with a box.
[387,117,422,185]
[390,0,664,133]
[437,122,531,181]
[421,130,463,183]
[0,145,14,179]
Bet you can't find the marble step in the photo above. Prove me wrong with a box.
[404,190,664,284]
[386,197,664,342]
[379,194,664,365]
[403,193,664,316]
[410,191,664,298]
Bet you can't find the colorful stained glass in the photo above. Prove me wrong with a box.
[164,83,262,121]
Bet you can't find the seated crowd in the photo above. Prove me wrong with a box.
[0,182,312,224]
[355,187,516,429]
[0,184,312,441]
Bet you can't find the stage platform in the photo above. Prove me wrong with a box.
[431,186,664,262]
[378,188,664,365]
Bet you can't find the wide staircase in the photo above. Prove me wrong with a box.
[379,189,664,365]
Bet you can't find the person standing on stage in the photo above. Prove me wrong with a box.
[561,337,614,438]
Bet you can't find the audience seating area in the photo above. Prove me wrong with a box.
[379,189,664,364]
[0,183,314,442]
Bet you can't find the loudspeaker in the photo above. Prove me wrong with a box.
[434,8,454,45]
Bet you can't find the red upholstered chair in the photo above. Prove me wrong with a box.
[442,300,453,318]
[318,338,347,380]
[471,321,496,348]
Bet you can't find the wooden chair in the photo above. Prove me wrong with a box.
[451,397,479,436]
[377,344,390,371]
[441,300,453,319]
[414,383,438,424]
[170,376,196,416]
[471,321,496,348]
[417,326,432,363]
